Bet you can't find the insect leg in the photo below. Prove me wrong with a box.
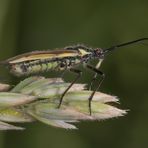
[89,59,104,90]
[57,68,82,108]
[60,62,68,79]
[86,64,105,115]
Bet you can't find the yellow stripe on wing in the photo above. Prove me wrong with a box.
[5,50,79,64]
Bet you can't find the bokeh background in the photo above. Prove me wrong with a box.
[0,0,148,148]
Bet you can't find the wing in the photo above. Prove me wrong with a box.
[1,49,79,64]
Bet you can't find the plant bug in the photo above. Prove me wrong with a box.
[0,37,148,115]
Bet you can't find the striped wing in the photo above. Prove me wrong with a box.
[1,50,79,64]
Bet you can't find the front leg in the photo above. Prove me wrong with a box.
[86,64,105,115]
[89,59,104,90]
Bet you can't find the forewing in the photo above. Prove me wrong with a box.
[1,50,79,64]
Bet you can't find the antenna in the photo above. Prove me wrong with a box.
[102,38,148,54]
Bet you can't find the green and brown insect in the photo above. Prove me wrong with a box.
[0,38,148,115]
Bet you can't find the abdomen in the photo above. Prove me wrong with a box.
[9,58,82,76]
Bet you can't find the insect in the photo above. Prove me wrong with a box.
[0,38,148,115]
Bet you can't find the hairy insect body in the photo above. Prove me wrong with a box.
[1,47,93,76]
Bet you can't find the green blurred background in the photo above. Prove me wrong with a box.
[0,0,148,148]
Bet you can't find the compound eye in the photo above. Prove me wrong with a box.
[95,48,102,55]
